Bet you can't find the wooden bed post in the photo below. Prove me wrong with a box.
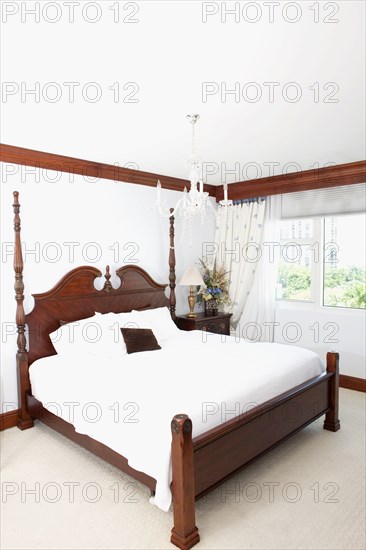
[169,208,176,320]
[171,414,200,550]
[13,192,34,430]
[323,351,340,432]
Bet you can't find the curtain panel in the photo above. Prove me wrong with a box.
[214,195,281,341]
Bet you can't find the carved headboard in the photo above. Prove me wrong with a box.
[13,192,177,366]
[25,265,172,365]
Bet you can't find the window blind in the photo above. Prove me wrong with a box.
[281,183,366,219]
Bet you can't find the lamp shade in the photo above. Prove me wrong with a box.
[178,266,205,286]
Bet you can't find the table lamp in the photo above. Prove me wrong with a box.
[178,266,205,318]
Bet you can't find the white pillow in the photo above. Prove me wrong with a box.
[110,310,141,329]
[131,307,179,342]
[50,313,126,357]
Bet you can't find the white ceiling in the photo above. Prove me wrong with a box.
[1,1,365,185]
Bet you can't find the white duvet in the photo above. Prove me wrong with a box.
[29,330,325,511]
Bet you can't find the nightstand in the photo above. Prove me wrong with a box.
[176,312,232,336]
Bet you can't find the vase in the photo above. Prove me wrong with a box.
[204,298,219,317]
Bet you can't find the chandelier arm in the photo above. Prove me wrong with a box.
[157,197,184,218]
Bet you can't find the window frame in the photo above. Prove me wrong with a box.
[277,214,365,313]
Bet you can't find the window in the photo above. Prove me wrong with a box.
[323,214,366,309]
[277,219,315,301]
[277,213,366,310]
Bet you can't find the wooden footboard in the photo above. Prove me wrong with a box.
[170,352,340,549]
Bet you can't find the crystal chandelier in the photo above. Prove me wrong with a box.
[155,114,232,237]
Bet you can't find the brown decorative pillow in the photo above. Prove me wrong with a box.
[120,328,161,354]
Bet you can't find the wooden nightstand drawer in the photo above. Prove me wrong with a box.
[199,320,228,335]
[176,312,232,336]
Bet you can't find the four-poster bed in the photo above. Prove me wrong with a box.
[13,191,340,550]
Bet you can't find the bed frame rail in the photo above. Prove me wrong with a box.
[193,371,332,498]
[27,394,157,491]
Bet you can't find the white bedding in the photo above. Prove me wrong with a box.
[29,330,325,511]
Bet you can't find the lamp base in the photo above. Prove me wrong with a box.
[187,287,197,318]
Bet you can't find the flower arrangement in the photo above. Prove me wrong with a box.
[196,258,231,307]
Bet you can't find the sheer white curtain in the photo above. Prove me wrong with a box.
[214,195,281,341]
[238,195,281,341]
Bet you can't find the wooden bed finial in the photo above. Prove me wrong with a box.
[103,265,113,292]
[13,191,34,430]
[169,208,176,320]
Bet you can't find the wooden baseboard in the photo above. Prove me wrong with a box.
[339,374,366,392]
[0,409,20,431]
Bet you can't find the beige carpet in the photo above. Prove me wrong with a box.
[1,388,365,550]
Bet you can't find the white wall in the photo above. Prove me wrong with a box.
[0,164,216,411]
[274,302,366,379]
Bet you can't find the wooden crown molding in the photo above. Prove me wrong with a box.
[1,144,364,201]
[0,143,217,197]
[216,161,366,201]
